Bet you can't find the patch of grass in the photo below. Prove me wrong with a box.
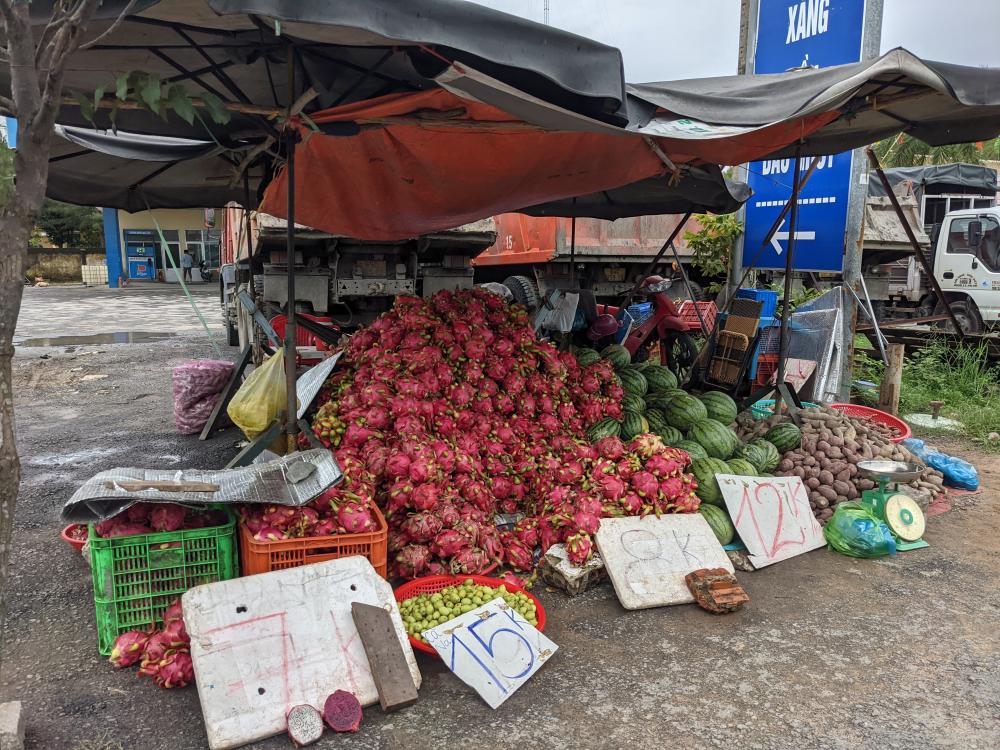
[852,339,1000,451]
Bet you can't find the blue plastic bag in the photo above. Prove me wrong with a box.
[824,502,897,558]
[902,438,979,491]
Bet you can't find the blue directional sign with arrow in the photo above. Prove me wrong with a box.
[742,0,866,273]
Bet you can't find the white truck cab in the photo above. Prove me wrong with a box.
[935,207,1000,332]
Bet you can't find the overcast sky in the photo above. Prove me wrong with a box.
[471,0,1000,82]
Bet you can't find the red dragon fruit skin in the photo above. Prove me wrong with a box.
[153,650,194,689]
[149,503,187,532]
[109,630,151,669]
[322,690,363,733]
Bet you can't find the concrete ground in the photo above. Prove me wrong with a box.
[2,286,1000,750]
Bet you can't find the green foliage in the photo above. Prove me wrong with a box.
[33,200,104,248]
[75,72,231,129]
[873,133,1000,168]
[853,340,1000,451]
[765,281,823,317]
[683,214,743,290]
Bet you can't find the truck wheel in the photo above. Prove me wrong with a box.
[948,300,983,334]
[226,318,239,347]
[503,275,540,310]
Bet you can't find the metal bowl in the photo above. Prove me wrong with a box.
[856,459,924,484]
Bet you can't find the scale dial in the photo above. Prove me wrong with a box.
[884,494,925,541]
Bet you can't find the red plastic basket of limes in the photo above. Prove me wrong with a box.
[393,574,546,656]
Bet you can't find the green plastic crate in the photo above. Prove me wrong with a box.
[750,398,819,419]
[89,508,239,655]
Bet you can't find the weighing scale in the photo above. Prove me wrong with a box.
[856,460,928,550]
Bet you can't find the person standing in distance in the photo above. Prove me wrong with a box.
[181,249,194,282]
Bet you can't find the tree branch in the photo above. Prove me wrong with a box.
[80,0,138,49]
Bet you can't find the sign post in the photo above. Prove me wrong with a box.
[736,0,883,395]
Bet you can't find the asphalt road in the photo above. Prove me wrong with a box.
[2,286,999,749]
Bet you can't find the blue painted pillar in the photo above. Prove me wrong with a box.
[102,208,124,287]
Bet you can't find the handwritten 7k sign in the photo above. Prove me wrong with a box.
[423,597,557,709]
[717,474,825,568]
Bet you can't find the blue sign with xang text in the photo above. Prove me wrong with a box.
[743,0,866,272]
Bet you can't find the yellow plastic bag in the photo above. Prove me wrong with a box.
[227,349,288,444]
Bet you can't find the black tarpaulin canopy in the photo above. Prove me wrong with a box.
[11,0,629,141]
[625,48,1000,161]
[49,125,267,211]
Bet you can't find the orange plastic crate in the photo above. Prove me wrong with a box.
[677,300,718,333]
[238,504,388,578]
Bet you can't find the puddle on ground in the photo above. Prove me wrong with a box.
[16,331,177,347]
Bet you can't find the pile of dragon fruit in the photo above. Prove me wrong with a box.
[288,288,701,578]
[108,598,194,689]
[94,503,228,538]
[238,478,382,541]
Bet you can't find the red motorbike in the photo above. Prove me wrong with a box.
[592,276,701,379]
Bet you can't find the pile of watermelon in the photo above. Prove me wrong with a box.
[577,342,806,547]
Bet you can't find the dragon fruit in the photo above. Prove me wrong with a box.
[152,650,194,689]
[287,705,325,747]
[163,618,190,648]
[163,598,184,626]
[337,503,375,534]
[254,526,286,542]
[449,547,491,575]
[595,436,626,460]
[138,632,174,676]
[400,512,443,543]
[394,544,432,579]
[596,473,626,502]
[430,529,468,558]
[109,630,151,669]
[125,503,152,522]
[323,690,363,733]
[628,433,667,460]
[410,483,440,512]
[105,522,153,538]
[571,511,600,535]
[566,531,594,566]
[631,471,660,499]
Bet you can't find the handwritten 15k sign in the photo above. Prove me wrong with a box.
[422,598,557,709]
[717,474,825,569]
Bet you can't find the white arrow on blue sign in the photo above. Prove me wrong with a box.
[742,0,867,273]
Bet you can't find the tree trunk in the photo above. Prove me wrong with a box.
[0,214,28,631]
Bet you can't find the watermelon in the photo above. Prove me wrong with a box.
[600,344,632,370]
[621,413,649,441]
[642,365,678,393]
[698,391,738,425]
[664,393,708,431]
[621,393,646,414]
[675,440,708,464]
[648,418,683,446]
[734,442,769,473]
[765,423,802,453]
[618,368,648,397]
[726,458,758,477]
[687,419,740,460]
[691,457,731,505]
[575,348,601,367]
[750,439,781,473]
[699,504,735,545]
[587,418,621,442]
[630,359,653,370]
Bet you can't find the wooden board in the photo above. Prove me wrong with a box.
[594,514,733,610]
[351,602,419,713]
[183,558,421,750]
[717,474,826,569]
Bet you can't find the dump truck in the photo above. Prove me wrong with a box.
[218,208,497,345]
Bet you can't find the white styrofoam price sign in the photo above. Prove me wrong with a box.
[717,474,826,569]
[422,597,556,709]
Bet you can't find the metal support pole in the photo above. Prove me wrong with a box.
[775,145,803,388]
[242,172,255,293]
[866,147,964,337]
[284,48,299,451]
[569,199,576,287]
[667,240,711,339]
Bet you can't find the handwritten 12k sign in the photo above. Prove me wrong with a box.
[423,597,557,709]
[717,474,825,568]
